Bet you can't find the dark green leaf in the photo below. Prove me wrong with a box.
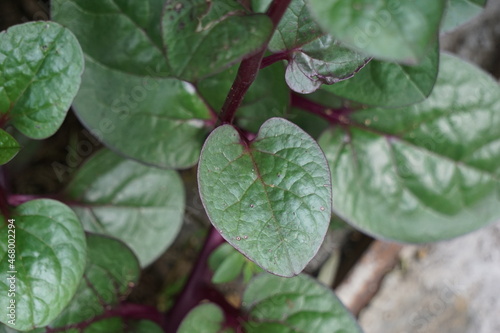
[323,45,439,107]
[242,274,362,332]
[198,118,331,277]
[285,35,369,94]
[161,0,273,81]
[267,0,324,52]
[64,149,185,266]
[0,22,83,139]
[198,62,289,132]
[0,130,20,165]
[83,318,163,333]
[72,57,211,169]
[441,0,486,32]
[319,53,500,242]
[178,303,226,333]
[0,199,86,330]
[48,234,140,328]
[52,0,169,77]
[308,0,446,63]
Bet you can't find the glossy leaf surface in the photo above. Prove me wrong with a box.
[65,149,185,266]
[319,53,500,242]
[243,274,362,332]
[0,200,86,330]
[308,0,445,63]
[198,118,331,277]
[0,130,19,165]
[0,21,83,139]
[324,45,439,107]
[162,0,273,81]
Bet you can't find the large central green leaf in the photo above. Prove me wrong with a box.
[319,53,500,242]
[198,118,331,277]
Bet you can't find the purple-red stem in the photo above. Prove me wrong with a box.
[260,50,291,69]
[219,0,292,125]
[291,92,351,124]
[164,226,229,332]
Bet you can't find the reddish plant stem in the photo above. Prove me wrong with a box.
[291,92,351,124]
[219,0,292,124]
[260,50,291,69]
[164,226,230,332]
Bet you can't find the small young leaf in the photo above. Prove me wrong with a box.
[198,118,331,277]
[0,22,83,139]
[308,0,446,63]
[285,35,369,94]
[161,0,273,81]
[47,234,140,328]
[323,45,439,107]
[208,243,235,271]
[441,0,486,32]
[0,130,20,165]
[52,0,170,77]
[82,318,163,333]
[212,251,247,284]
[0,199,86,330]
[64,149,185,266]
[319,53,500,242]
[242,274,362,332]
[178,303,227,333]
[198,62,290,132]
[72,57,211,169]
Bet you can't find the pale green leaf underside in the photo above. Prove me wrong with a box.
[198,118,331,277]
[178,303,225,333]
[324,45,439,107]
[243,274,362,332]
[65,149,185,266]
[72,57,210,169]
[0,21,83,139]
[0,130,20,165]
[0,199,86,330]
[308,0,446,63]
[319,53,500,242]
[441,0,486,32]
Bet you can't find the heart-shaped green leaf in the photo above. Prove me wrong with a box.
[441,0,486,32]
[198,118,331,277]
[198,62,290,133]
[47,233,140,329]
[161,0,273,82]
[323,45,439,107]
[319,53,500,242]
[0,130,20,165]
[0,22,83,139]
[308,0,446,63]
[178,303,227,333]
[52,0,169,77]
[242,274,362,332]
[64,149,185,266]
[285,34,369,94]
[0,199,86,330]
[72,57,211,169]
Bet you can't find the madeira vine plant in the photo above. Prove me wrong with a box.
[0,0,498,332]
